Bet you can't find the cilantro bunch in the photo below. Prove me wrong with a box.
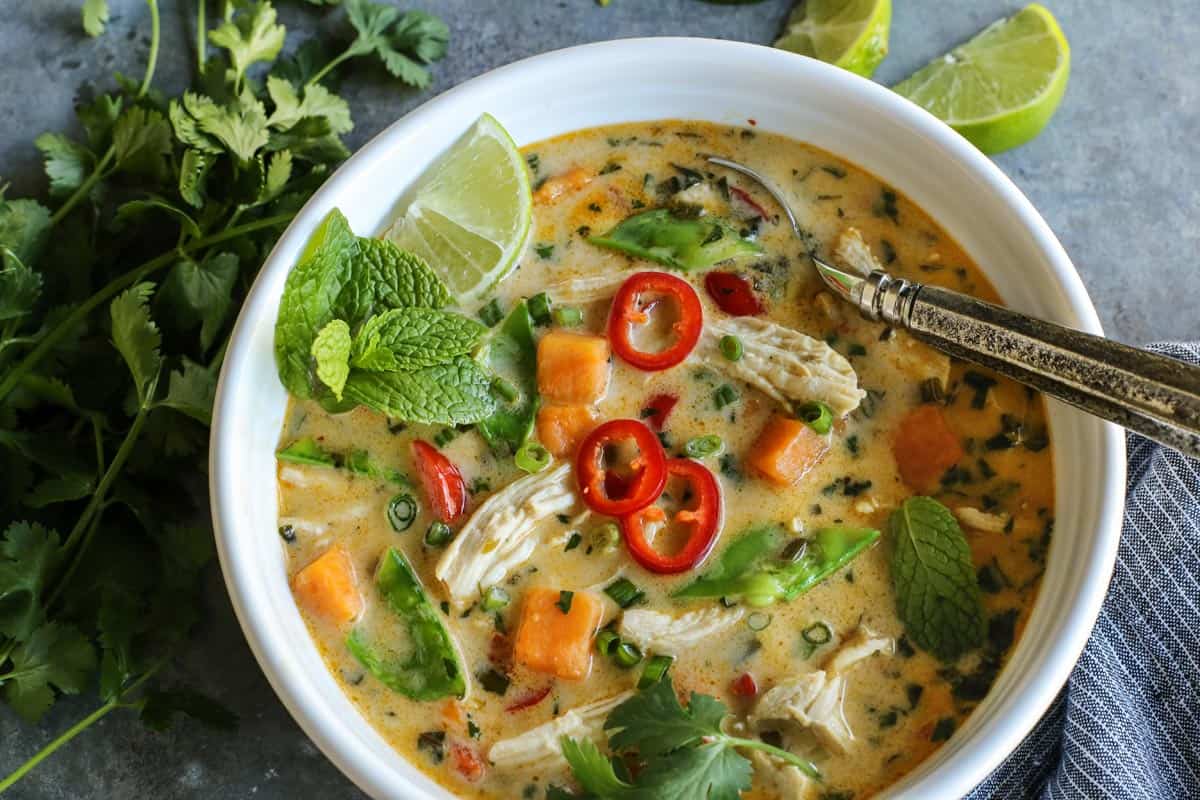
[0,0,447,790]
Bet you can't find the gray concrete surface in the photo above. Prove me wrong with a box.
[0,1,1196,797]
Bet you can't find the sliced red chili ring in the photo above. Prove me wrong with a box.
[608,272,703,371]
[704,271,764,316]
[730,186,771,220]
[505,685,552,712]
[575,419,668,516]
[641,393,678,431]
[619,458,723,574]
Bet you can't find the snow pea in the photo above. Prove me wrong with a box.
[477,300,538,455]
[346,547,465,700]
[588,208,763,271]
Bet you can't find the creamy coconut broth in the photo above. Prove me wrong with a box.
[274,121,1054,799]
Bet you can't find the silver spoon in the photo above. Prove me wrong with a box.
[708,156,1200,458]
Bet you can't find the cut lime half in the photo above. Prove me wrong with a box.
[775,0,892,78]
[893,3,1070,154]
[386,113,532,306]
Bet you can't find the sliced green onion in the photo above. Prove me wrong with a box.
[478,298,505,327]
[798,400,833,434]
[637,655,674,689]
[802,621,832,645]
[481,586,510,612]
[683,435,724,459]
[593,523,620,554]
[492,376,520,403]
[386,494,417,532]
[552,305,583,327]
[595,629,620,657]
[719,334,743,362]
[604,577,644,609]
[746,612,772,632]
[528,292,553,326]
[425,521,453,547]
[714,383,739,410]
[515,441,552,473]
[555,590,574,614]
[614,641,643,668]
[433,427,457,448]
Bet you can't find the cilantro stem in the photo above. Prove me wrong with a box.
[48,147,115,229]
[196,0,207,74]
[306,50,355,88]
[139,0,161,100]
[0,212,294,406]
[723,735,822,780]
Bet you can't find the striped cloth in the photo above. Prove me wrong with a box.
[968,343,1200,799]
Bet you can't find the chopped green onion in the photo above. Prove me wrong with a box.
[593,523,620,554]
[719,335,743,362]
[714,384,739,409]
[481,586,510,612]
[278,524,296,543]
[604,577,644,608]
[746,612,772,632]
[552,305,583,327]
[528,292,553,325]
[683,435,724,459]
[386,494,417,532]
[779,538,808,562]
[515,441,552,473]
[478,668,510,695]
[595,629,620,656]
[433,428,457,448]
[637,655,674,689]
[556,590,574,614]
[798,400,833,434]
[802,621,832,645]
[535,243,555,260]
[492,376,520,403]
[614,641,643,668]
[565,532,582,551]
[425,521,453,547]
[478,298,505,327]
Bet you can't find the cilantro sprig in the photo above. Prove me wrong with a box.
[0,0,447,790]
[556,677,820,799]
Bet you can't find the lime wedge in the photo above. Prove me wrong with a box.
[386,113,531,305]
[775,0,892,78]
[893,3,1070,154]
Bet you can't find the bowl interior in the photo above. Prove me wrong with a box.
[211,38,1124,800]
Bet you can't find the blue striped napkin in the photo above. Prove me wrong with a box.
[968,343,1200,799]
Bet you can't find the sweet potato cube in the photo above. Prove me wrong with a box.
[291,546,362,626]
[537,331,610,404]
[748,415,830,486]
[533,166,593,205]
[893,404,965,490]
[513,587,602,680]
[537,404,598,458]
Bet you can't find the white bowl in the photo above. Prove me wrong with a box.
[210,37,1125,800]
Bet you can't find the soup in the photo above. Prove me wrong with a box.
[273,120,1053,799]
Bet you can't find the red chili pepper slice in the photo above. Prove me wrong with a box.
[505,685,552,712]
[641,393,678,431]
[412,440,467,523]
[450,742,486,782]
[730,186,771,220]
[731,672,758,698]
[704,271,764,316]
[575,419,668,516]
[619,458,723,574]
[608,272,703,371]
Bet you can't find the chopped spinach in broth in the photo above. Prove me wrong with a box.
[275,120,1054,799]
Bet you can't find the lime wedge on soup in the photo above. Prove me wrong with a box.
[893,3,1070,154]
[386,113,532,305]
[774,0,892,78]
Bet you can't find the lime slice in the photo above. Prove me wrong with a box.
[386,113,531,305]
[893,3,1070,154]
[774,0,892,78]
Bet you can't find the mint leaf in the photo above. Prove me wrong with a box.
[3,622,96,721]
[560,737,633,797]
[34,133,92,198]
[208,1,287,84]
[343,357,495,425]
[312,319,352,400]
[351,237,450,312]
[82,0,109,37]
[351,308,485,372]
[158,253,238,350]
[0,522,62,641]
[0,196,52,266]
[0,248,43,322]
[109,282,163,407]
[265,76,353,135]
[159,359,218,425]
[890,496,986,660]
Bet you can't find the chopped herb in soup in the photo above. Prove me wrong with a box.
[273,120,1054,799]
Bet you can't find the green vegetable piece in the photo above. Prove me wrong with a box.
[527,291,552,325]
[481,586,510,612]
[551,305,583,327]
[589,208,763,271]
[798,400,833,434]
[276,437,335,467]
[719,334,743,362]
[890,496,986,660]
[424,521,453,547]
[346,548,465,700]
[638,655,674,690]
[673,525,782,599]
[613,641,643,668]
[683,435,724,459]
[478,298,505,327]
[595,629,620,657]
[714,383,739,410]
[386,494,417,532]
[515,441,551,474]
[477,301,539,454]
[604,577,644,609]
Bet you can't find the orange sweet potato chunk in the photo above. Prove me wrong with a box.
[537,331,611,405]
[893,404,965,490]
[291,546,362,626]
[533,167,593,205]
[513,587,602,681]
[537,404,598,458]
[748,415,830,487]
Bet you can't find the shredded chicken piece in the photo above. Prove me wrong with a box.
[955,506,1012,533]
[824,626,895,675]
[748,750,815,798]
[833,227,880,276]
[673,181,725,215]
[488,691,634,768]
[435,463,575,608]
[617,606,744,656]
[545,271,637,304]
[278,464,351,491]
[696,317,865,416]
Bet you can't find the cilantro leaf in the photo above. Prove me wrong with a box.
[177,92,270,164]
[159,359,218,425]
[391,11,450,64]
[159,253,238,350]
[2,622,96,721]
[139,687,238,732]
[560,737,633,797]
[97,587,140,701]
[34,133,93,198]
[632,743,753,800]
[344,0,449,89]
[76,93,123,151]
[606,678,727,755]
[178,148,213,208]
[265,76,352,135]
[311,319,352,400]
[109,282,163,407]
[260,149,293,204]
[350,308,486,372]
[112,107,172,180]
[0,196,51,266]
[82,0,109,37]
[208,1,287,85]
[114,199,202,240]
[343,357,496,425]
[0,522,62,641]
[0,248,43,322]
[24,475,95,509]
